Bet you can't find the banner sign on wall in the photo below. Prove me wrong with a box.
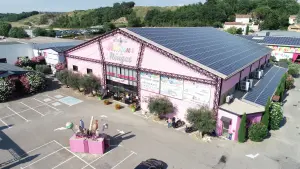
[160,76,183,99]
[268,45,300,53]
[271,51,294,61]
[140,72,160,93]
[110,77,129,85]
[183,81,211,105]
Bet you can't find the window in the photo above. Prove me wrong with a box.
[87,68,93,74]
[73,65,78,71]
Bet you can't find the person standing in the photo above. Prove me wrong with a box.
[167,118,172,128]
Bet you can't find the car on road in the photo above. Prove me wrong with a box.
[134,159,167,169]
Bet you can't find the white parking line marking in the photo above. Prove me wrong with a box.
[33,98,60,111]
[0,105,45,120]
[53,140,96,169]
[26,140,55,154]
[111,151,136,169]
[51,156,76,169]
[20,148,64,169]
[44,98,52,102]
[175,126,186,131]
[0,119,11,129]
[6,106,29,122]
[20,102,44,117]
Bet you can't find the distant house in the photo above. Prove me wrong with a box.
[288,24,300,32]
[289,15,297,25]
[235,14,252,24]
[223,22,247,35]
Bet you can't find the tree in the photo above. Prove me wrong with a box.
[270,102,283,130]
[226,27,237,34]
[148,97,174,117]
[8,27,29,38]
[238,113,247,143]
[248,123,268,142]
[79,75,100,94]
[127,12,142,27]
[261,97,271,128]
[26,72,46,93]
[47,29,56,37]
[245,25,249,35]
[103,22,116,32]
[0,22,12,36]
[236,28,243,35]
[186,107,216,136]
[33,28,48,36]
[0,78,13,102]
[297,10,300,24]
[68,72,81,90]
[260,11,280,30]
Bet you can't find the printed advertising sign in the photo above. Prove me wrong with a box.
[268,45,300,53]
[110,77,129,85]
[183,81,211,105]
[140,72,160,93]
[102,34,140,66]
[271,51,294,61]
[160,76,183,99]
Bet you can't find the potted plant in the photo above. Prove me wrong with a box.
[115,103,121,110]
[98,94,102,100]
[130,103,136,112]
[104,100,110,105]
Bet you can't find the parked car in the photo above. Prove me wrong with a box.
[134,159,167,169]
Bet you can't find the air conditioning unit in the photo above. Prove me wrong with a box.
[254,71,262,79]
[247,79,254,89]
[226,95,233,103]
[261,64,266,69]
[260,70,264,76]
[240,81,250,91]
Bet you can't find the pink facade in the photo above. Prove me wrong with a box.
[66,57,103,80]
[102,34,140,66]
[246,113,262,125]
[221,72,240,95]
[141,48,213,80]
[217,109,240,141]
[240,66,250,80]
[251,59,260,71]
[68,42,102,61]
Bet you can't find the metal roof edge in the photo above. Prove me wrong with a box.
[263,43,300,48]
[121,28,227,79]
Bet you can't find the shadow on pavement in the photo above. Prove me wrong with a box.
[0,125,39,168]
[103,131,136,152]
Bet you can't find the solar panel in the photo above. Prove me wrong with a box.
[243,66,287,106]
[239,35,300,46]
[127,28,271,76]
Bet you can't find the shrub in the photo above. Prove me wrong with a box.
[238,113,247,143]
[26,72,46,93]
[248,123,268,142]
[148,97,174,116]
[261,98,271,128]
[31,56,46,65]
[67,73,81,90]
[15,57,33,68]
[288,63,300,77]
[19,75,30,93]
[104,100,110,105]
[115,104,121,110]
[79,75,100,94]
[36,65,52,74]
[270,102,283,130]
[55,63,66,71]
[23,66,34,71]
[286,75,294,90]
[186,107,216,135]
[0,78,13,102]
[56,69,69,85]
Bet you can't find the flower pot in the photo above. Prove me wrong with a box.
[98,96,102,100]
[79,87,84,92]
[92,90,97,96]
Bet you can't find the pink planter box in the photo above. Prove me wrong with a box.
[88,138,104,154]
[69,135,88,153]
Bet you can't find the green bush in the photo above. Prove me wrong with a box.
[286,75,294,90]
[36,65,52,74]
[148,97,174,116]
[79,74,100,94]
[56,69,70,85]
[0,78,13,102]
[238,113,247,143]
[248,123,268,142]
[186,107,216,134]
[67,73,81,90]
[23,66,34,71]
[261,98,271,128]
[26,72,46,93]
[288,63,300,77]
[270,102,283,130]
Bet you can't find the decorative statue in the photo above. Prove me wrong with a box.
[92,120,99,133]
[79,119,84,129]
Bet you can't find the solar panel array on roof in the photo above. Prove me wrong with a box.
[239,35,300,46]
[126,27,271,77]
[243,66,287,106]
[33,41,84,51]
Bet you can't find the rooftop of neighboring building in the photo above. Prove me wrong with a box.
[39,45,79,53]
[239,35,300,47]
[224,22,246,25]
[4,36,85,44]
[0,63,29,78]
[253,30,300,38]
[290,15,297,19]
[235,14,251,18]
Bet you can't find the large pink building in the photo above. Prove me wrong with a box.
[65,27,287,141]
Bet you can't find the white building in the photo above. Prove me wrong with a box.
[289,15,297,25]
[223,22,247,35]
[235,14,251,24]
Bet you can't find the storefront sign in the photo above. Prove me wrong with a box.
[268,45,300,53]
[140,72,160,93]
[160,76,183,99]
[271,51,294,61]
[183,81,211,105]
[102,35,140,66]
[110,76,129,85]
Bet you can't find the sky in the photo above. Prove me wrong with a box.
[0,0,204,13]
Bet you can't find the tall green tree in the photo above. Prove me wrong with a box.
[8,27,29,38]
[33,28,48,36]
[245,25,249,35]
[238,113,247,143]
[261,97,271,128]
[0,22,12,36]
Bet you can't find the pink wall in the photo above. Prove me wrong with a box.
[217,109,240,141]
[240,66,250,80]
[221,72,240,95]
[101,34,140,66]
[141,84,215,121]
[259,56,266,66]
[246,113,262,125]
[141,47,213,80]
[68,42,102,61]
[251,59,260,71]
[67,57,103,81]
